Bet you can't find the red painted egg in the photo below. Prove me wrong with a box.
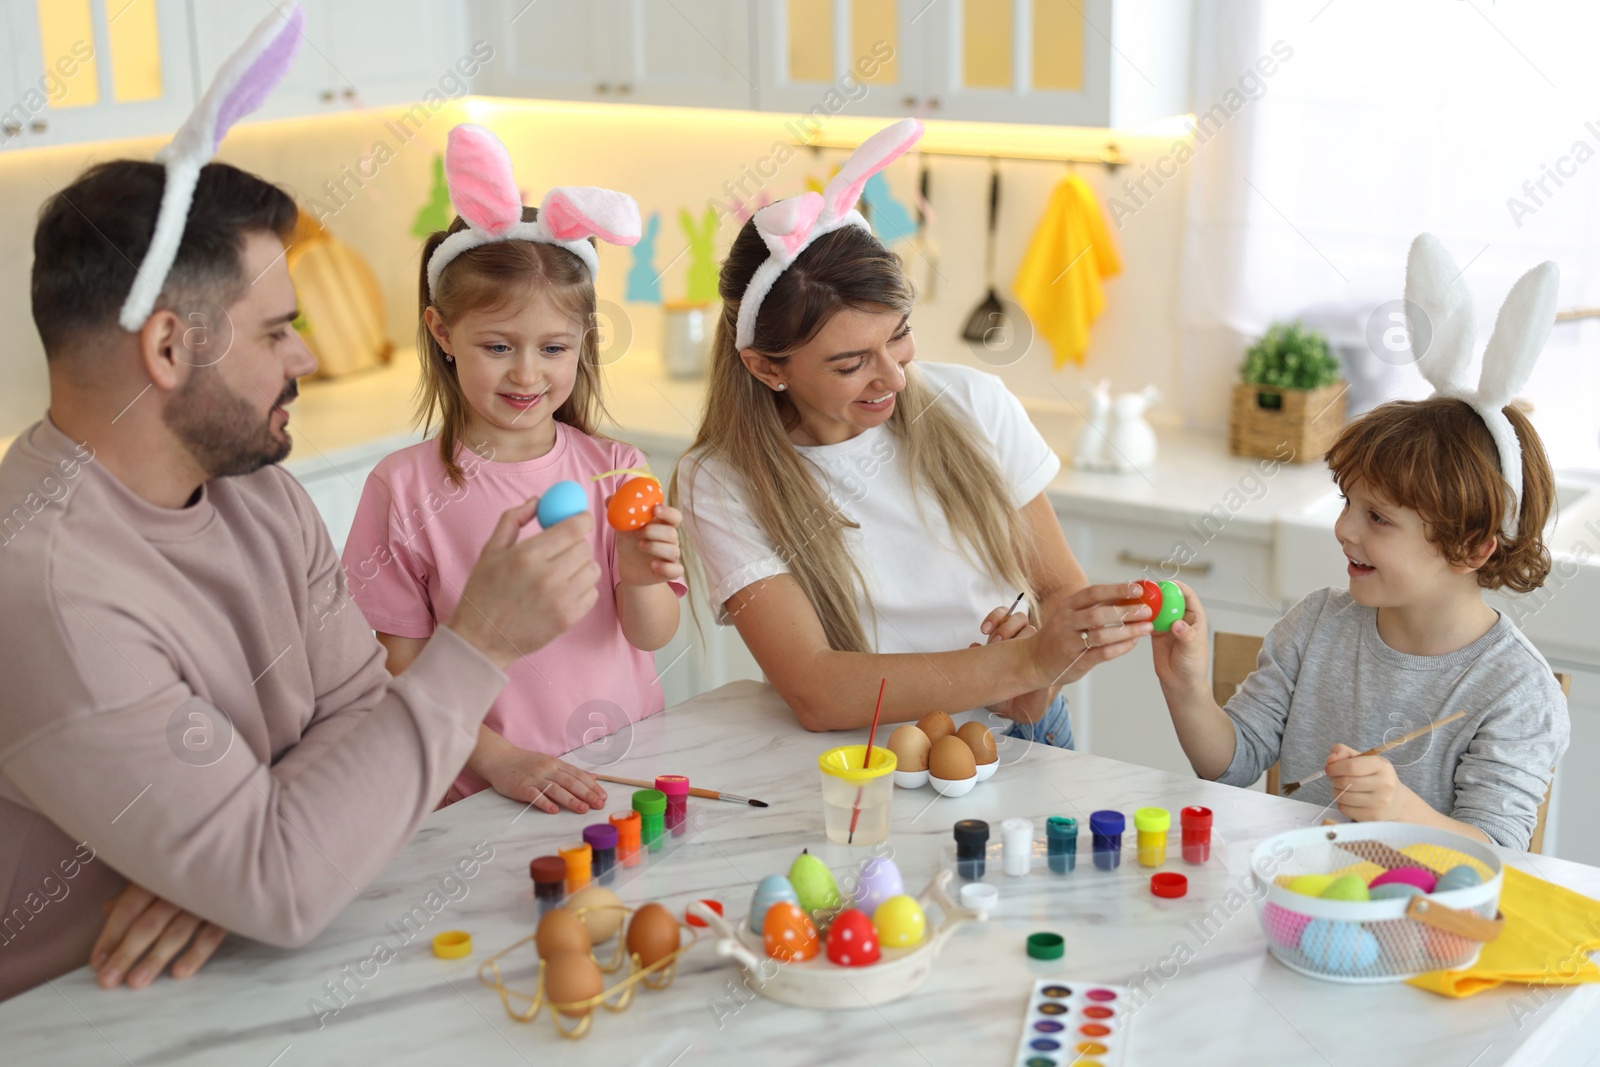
[606,476,664,531]
[825,908,881,967]
[1134,579,1164,619]
[762,901,819,962]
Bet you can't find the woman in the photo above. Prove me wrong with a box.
[673,120,1152,742]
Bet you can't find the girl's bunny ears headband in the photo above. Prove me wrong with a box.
[119,6,305,331]
[735,117,924,350]
[1403,233,1559,538]
[425,124,641,299]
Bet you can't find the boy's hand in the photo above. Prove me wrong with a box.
[972,606,1052,724]
[1150,580,1210,693]
[614,503,685,587]
[483,746,608,814]
[1326,743,1410,822]
[90,883,228,989]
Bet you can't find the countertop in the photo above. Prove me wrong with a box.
[2,680,1595,1066]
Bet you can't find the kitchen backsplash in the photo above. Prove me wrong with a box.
[0,97,1194,441]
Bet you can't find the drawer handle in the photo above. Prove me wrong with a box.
[1116,550,1213,577]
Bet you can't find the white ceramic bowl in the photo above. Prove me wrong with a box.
[928,773,976,798]
[973,760,998,782]
[893,769,929,789]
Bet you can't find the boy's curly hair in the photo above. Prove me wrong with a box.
[1325,396,1553,593]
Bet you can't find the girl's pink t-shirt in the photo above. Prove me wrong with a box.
[341,422,683,801]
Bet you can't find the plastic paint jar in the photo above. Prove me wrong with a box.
[1089,810,1125,871]
[1134,807,1170,868]
[529,856,566,912]
[633,789,667,850]
[583,823,618,881]
[1002,818,1034,877]
[559,842,592,892]
[1181,806,1213,865]
[1046,816,1078,874]
[655,775,691,833]
[954,819,990,880]
[609,811,642,867]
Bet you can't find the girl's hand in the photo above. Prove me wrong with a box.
[483,746,608,814]
[972,606,1052,724]
[614,504,685,587]
[1326,744,1408,822]
[90,883,228,989]
[1150,580,1210,694]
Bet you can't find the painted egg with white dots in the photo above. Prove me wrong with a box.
[606,476,664,531]
[762,901,819,962]
[825,908,881,967]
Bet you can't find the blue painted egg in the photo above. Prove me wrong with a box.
[537,480,588,527]
[748,875,800,935]
[1369,882,1425,902]
[1433,864,1483,894]
[1301,918,1379,975]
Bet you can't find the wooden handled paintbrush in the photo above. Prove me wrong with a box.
[1281,709,1468,797]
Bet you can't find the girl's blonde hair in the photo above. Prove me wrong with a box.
[672,221,1038,653]
[416,208,608,486]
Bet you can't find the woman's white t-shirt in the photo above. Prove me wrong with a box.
[680,362,1061,656]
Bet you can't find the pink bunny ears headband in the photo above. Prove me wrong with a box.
[425,124,640,299]
[1404,233,1559,538]
[735,118,924,350]
[118,6,305,331]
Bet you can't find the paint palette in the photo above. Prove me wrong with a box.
[1012,979,1132,1067]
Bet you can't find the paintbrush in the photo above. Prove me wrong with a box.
[594,774,768,808]
[1280,709,1468,797]
[849,678,889,844]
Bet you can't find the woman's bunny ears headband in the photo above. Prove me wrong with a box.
[735,117,924,350]
[425,124,640,299]
[1404,233,1559,538]
[118,5,306,330]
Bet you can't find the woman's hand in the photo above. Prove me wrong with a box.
[89,883,228,989]
[482,744,608,815]
[615,504,685,587]
[1027,582,1154,688]
[972,605,1053,724]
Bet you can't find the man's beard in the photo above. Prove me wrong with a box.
[163,371,294,479]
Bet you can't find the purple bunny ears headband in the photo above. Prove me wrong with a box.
[424,124,641,299]
[118,6,305,331]
[735,117,924,350]
[1403,234,1559,538]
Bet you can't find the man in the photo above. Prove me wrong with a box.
[0,158,600,1000]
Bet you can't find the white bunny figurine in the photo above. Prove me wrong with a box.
[1404,234,1558,537]
[1106,386,1160,474]
[1073,379,1112,471]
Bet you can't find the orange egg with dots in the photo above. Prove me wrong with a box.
[607,476,664,531]
[762,901,819,962]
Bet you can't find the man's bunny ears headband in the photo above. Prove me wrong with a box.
[735,117,924,350]
[425,124,640,299]
[118,6,305,331]
[1404,233,1559,538]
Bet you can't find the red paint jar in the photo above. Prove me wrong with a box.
[1180,806,1213,865]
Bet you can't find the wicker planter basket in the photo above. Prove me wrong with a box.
[1228,381,1347,462]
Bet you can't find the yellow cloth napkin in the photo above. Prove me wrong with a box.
[1011,174,1122,369]
[1407,866,1600,997]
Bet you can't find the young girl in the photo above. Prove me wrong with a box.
[343,125,685,813]
[1152,235,1569,850]
[674,118,1152,743]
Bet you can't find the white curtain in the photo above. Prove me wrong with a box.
[1180,0,1600,470]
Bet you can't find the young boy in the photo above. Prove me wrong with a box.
[1151,396,1568,850]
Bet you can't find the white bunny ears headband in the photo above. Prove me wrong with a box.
[735,117,924,350]
[1403,233,1559,538]
[118,6,305,331]
[425,124,640,299]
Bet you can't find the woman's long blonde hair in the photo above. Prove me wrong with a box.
[416,208,608,487]
[671,222,1038,653]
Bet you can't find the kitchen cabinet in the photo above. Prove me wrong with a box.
[471,0,758,111]
[3,0,196,148]
[0,2,22,149]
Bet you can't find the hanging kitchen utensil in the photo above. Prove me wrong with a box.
[907,160,939,303]
[961,160,1005,343]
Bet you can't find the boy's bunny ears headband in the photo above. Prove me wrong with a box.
[1404,233,1559,538]
[735,117,924,350]
[425,124,641,299]
[118,6,305,331]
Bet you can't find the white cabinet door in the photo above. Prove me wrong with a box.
[753,0,926,118]
[188,0,341,119]
[322,1,472,109]
[0,1,24,148]
[471,0,618,104]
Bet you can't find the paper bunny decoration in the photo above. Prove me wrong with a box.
[425,124,641,299]
[118,5,305,330]
[680,206,719,303]
[735,118,924,349]
[1403,233,1559,537]
[625,213,662,304]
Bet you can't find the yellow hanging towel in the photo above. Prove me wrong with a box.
[1407,866,1600,998]
[1012,173,1122,369]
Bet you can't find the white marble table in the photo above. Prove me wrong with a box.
[3,681,1598,1066]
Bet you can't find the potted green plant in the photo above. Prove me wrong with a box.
[1229,320,1346,461]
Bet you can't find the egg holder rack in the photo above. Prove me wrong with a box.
[476,902,702,1040]
[1249,822,1504,984]
[941,823,1232,890]
[691,868,984,1009]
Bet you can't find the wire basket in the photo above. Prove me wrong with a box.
[1250,823,1505,984]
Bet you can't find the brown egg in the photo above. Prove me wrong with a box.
[956,721,999,766]
[929,735,977,780]
[536,907,593,960]
[916,711,956,744]
[626,902,681,969]
[543,950,604,1017]
[886,725,931,772]
[566,885,625,943]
